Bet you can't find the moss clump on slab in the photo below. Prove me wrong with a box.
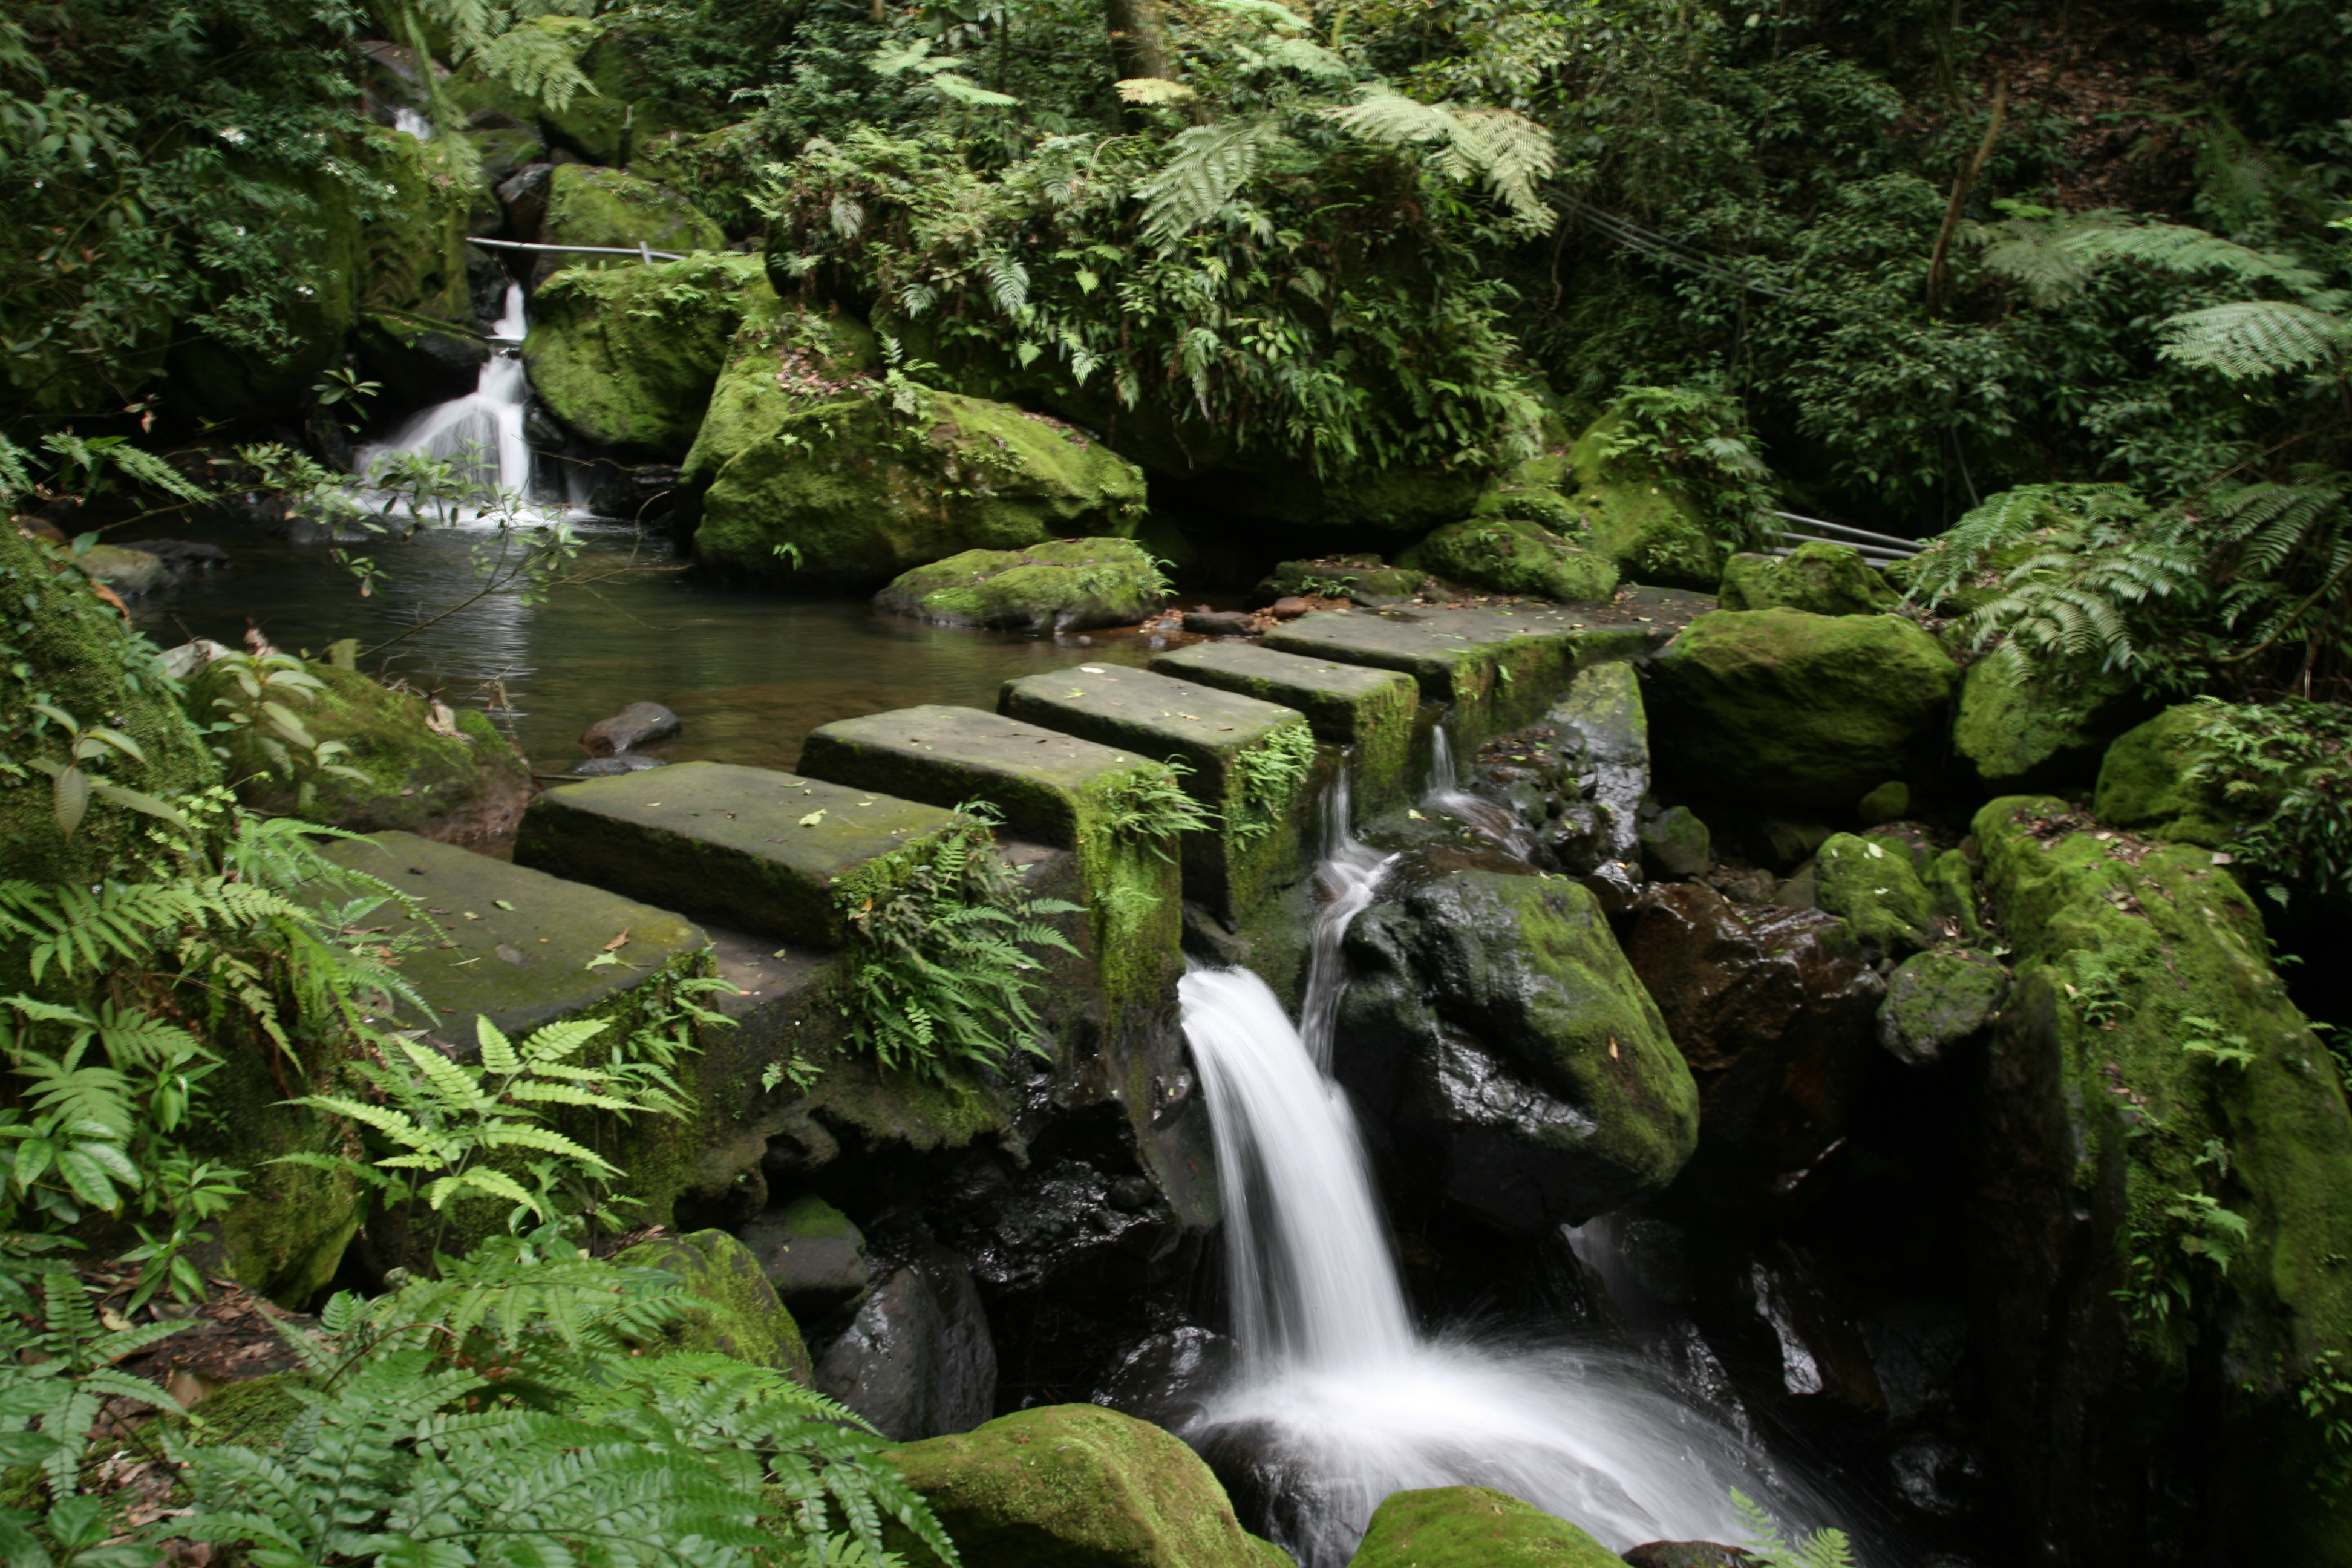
[1396,516,1619,604]
[694,388,1148,589]
[186,659,530,842]
[1815,832,1939,955]
[889,1403,1289,1568]
[1647,607,1959,808]
[875,537,1169,633]
[1347,1486,1622,1568]
[1717,541,1895,616]
[1255,555,1426,605]
[524,252,768,457]
[615,1229,813,1385]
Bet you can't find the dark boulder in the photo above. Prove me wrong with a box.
[814,1241,995,1441]
[738,1193,869,1317]
[580,699,679,756]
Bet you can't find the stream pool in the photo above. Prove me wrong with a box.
[122,516,1165,774]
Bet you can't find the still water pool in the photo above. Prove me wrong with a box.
[123,518,1162,774]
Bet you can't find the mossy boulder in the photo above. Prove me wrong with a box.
[185,659,531,842]
[614,1228,814,1383]
[524,252,768,456]
[1970,796,2352,1562]
[358,127,478,328]
[1955,657,2140,792]
[875,538,1168,632]
[1396,517,1619,603]
[76,544,169,596]
[1716,542,1895,616]
[448,16,711,166]
[2092,704,2235,848]
[1646,609,1961,808]
[1639,805,1711,878]
[1347,1486,1621,1568]
[1814,832,1938,955]
[693,389,1148,589]
[887,1403,1289,1568]
[531,164,722,287]
[1563,406,1721,588]
[1337,870,1702,1230]
[0,528,218,887]
[1878,948,2007,1067]
[1255,555,1426,606]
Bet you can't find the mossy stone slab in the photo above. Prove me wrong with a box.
[1150,641,1419,816]
[1261,605,1583,745]
[999,665,1312,922]
[318,831,711,1040]
[514,761,959,946]
[797,705,1180,1022]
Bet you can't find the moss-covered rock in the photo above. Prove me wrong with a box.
[1815,832,1938,955]
[1347,1486,1621,1568]
[1857,780,1909,825]
[875,537,1168,632]
[694,388,1148,589]
[358,128,477,329]
[1878,947,2007,1067]
[1646,608,1960,808]
[1970,796,2352,1562]
[1396,516,1619,603]
[1563,407,1722,588]
[76,544,169,596]
[447,16,713,166]
[887,1403,1288,1568]
[532,164,722,287]
[524,252,766,456]
[2092,704,2235,848]
[1639,805,1711,878]
[1955,657,2139,792]
[1255,555,1426,606]
[1716,541,1895,616]
[615,1228,814,1384]
[1337,870,1702,1230]
[0,528,218,887]
[185,659,531,842]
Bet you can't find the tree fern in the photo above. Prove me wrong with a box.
[1328,88,1556,231]
[2159,300,2350,380]
[1137,120,1290,246]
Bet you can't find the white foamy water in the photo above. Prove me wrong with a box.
[1296,771,1397,1071]
[358,284,547,521]
[1420,724,1534,857]
[1178,959,1834,1565]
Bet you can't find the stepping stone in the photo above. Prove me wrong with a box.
[1149,641,1420,817]
[1261,604,1587,746]
[318,831,711,1042]
[512,760,961,946]
[797,705,1181,1022]
[998,665,1314,922]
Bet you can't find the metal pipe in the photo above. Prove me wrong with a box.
[1769,511,1922,552]
[467,237,689,261]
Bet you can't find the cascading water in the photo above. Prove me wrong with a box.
[1419,722,1533,857]
[359,284,535,505]
[1178,774,1836,1566]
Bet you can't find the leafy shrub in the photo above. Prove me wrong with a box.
[2185,696,2352,901]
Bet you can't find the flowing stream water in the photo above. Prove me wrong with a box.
[1178,774,1832,1566]
[360,283,535,500]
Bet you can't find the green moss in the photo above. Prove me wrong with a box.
[1878,948,2007,1066]
[523,253,768,457]
[1260,606,1582,748]
[1564,407,1721,588]
[1347,1486,1621,1568]
[162,1371,315,1454]
[694,389,1148,588]
[186,660,530,841]
[0,528,218,887]
[1955,657,2137,792]
[1647,607,1960,808]
[613,1228,813,1385]
[537,163,722,278]
[357,126,476,328]
[1929,846,1985,942]
[1815,832,1938,955]
[1255,555,1428,605]
[887,1404,1288,1568]
[1858,780,1909,824]
[2092,704,2236,848]
[1396,517,1619,603]
[1148,642,1421,817]
[875,538,1169,632]
[1717,541,1896,615]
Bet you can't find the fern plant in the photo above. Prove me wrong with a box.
[1730,1489,1856,1568]
[0,1270,189,1498]
[832,802,1080,1080]
[1228,724,1317,843]
[2184,696,2352,900]
[1100,757,1218,858]
[1593,383,1780,555]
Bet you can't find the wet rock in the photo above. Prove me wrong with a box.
[1647,608,1959,809]
[580,699,679,756]
[888,1403,1287,1568]
[1268,595,1311,618]
[877,538,1170,633]
[572,753,665,776]
[1640,805,1712,880]
[1888,1429,1984,1519]
[1716,541,1895,616]
[1622,882,1882,1199]
[1856,1298,1971,1422]
[1743,1246,1884,1411]
[75,545,169,596]
[738,1193,869,1316]
[129,538,231,571]
[585,462,682,524]
[929,1155,1181,1301]
[815,1242,995,1441]
[1878,950,2008,1067]
[1092,1325,1237,1428]
[1338,870,1701,1230]
[1183,609,1257,636]
[1349,1486,1622,1568]
[1549,659,1648,872]
[495,162,552,241]
[1857,779,1908,825]
[1255,554,1424,606]
[1814,832,1938,955]
[524,253,766,458]
[1622,1545,1760,1568]
[614,1228,813,1384]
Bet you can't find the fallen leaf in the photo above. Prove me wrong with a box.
[462,911,480,920]
[603,929,632,951]
[494,898,514,910]
[1408,809,1426,820]
[799,809,827,826]
[495,944,524,965]
[584,952,621,971]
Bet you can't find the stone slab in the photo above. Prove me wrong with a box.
[1261,604,1589,743]
[999,665,1313,921]
[318,831,710,1043]
[1148,641,1419,816]
[514,760,960,946]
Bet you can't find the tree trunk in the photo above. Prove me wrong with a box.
[1104,0,1173,83]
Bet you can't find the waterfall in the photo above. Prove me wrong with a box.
[1296,770,1396,1071]
[1420,722,1533,857]
[359,284,536,509]
[1180,828,1837,1564]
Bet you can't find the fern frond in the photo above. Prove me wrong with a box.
[1135,120,1287,247]
[2158,300,2350,379]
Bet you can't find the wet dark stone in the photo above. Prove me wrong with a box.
[580,700,679,756]
[738,1195,869,1317]
[572,754,665,776]
[1091,1325,1236,1428]
[128,538,231,571]
[927,1155,1180,1301]
[1622,1545,1760,1568]
[586,463,681,525]
[1183,610,1256,636]
[1889,1428,1985,1519]
[497,162,552,243]
[813,1241,995,1441]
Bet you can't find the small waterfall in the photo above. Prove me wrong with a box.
[1421,721,1534,857]
[360,284,535,507]
[393,106,433,140]
[1296,770,1397,1070]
